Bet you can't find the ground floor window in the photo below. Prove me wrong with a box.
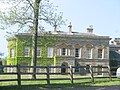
[86,65,90,74]
[75,63,80,72]
[98,65,102,75]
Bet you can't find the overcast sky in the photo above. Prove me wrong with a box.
[0,0,120,57]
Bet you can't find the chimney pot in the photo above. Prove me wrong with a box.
[87,25,93,33]
[68,22,72,33]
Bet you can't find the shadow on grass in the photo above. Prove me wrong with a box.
[0,79,120,90]
[0,82,92,90]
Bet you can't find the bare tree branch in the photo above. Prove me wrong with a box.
[26,0,34,10]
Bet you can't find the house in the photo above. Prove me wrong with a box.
[7,24,111,75]
[110,38,120,75]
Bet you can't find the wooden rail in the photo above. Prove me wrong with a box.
[0,65,113,86]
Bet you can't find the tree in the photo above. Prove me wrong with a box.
[0,53,4,56]
[0,0,65,79]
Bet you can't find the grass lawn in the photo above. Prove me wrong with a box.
[0,75,120,90]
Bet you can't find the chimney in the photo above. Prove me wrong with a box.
[68,22,72,33]
[53,24,57,32]
[87,25,93,33]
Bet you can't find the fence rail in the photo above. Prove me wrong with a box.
[0,65,117,86]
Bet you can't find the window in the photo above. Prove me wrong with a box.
[47,47,53,58]
[98,49,103,59]
[57,48,70,56]
[57,48,60,55]
[24,47,29,56]
[75,48,80,58]
[67,49,71,56]
[62,48,66,55]
[86,48,92,59]
[37,47,40,56]
[98,65,102,75]
[86,65,90,74]
[10,48,14,58]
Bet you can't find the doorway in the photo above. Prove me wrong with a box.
[61,62,68,74]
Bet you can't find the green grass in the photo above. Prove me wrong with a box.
[0,75,120,90]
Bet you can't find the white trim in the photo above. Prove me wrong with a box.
[37,47,40,57]
[47,47,53,58]
[10,48,14,58]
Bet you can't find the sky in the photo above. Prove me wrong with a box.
[0,0,120,57]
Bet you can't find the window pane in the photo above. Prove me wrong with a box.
[86,65,90,74]
[37,47,40,56]
[47,47,53,58]
[57,48,60,55]
[67,49,70,56]
[62,48,66,55]
[24,47,29,56]
[98,65,102,75]
[86,48,92,59]
[10,48,14,58]
[98,49,103,59]
[75,48,79,57]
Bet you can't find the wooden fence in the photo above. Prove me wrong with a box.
[0,65,115,86]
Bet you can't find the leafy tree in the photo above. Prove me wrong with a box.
[0,53,4,56]
[0,0,65,78]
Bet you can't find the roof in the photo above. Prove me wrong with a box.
[110,45,120,48]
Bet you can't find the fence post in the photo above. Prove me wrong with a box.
[108,65,112,81]
[46,65,50,85]
[17,64,21,86]
[89,65,94,82]
[69,65,73,84]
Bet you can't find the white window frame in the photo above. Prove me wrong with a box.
[37,47,40,56]
[67,49,71,56]
[24,47,30,57]
[47,47,53,58]
[57,48,70,56]
[86,48,92,59]
[10,48,14,58]
[98,49,103,59]
[57,48,61,56]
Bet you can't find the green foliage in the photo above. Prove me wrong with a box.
[1,58,7,65]
[7,58,17,65]
[109,59,119,67]
[0,52,4,56]
[7,34,59,66]
[0,0,66,35]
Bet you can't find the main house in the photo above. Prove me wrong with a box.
[7,24,111,75]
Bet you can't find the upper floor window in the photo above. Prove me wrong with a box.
[10,48,14,58]
[24,47,29,57]
[75,48,80,58]
[86,48,92,59]
[57,48,60,56]
[37,47,40,56]
[98,49,103,59]
[47,47,53,58]
[62,48,66,55]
